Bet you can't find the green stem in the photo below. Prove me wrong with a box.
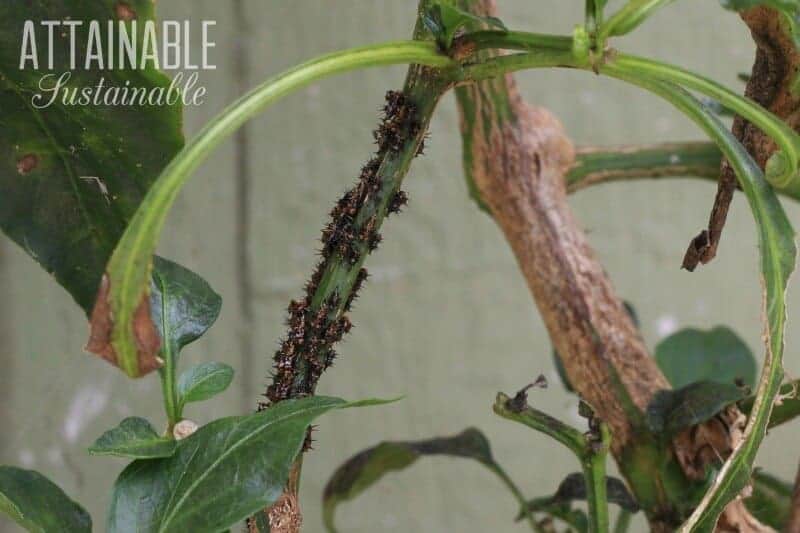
[493,393,610,533]
[584,423,611,533]
[154,275,179,431]
[567,142,722,192]
[102,41,455,378]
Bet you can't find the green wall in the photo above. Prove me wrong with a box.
[2,1,799,532]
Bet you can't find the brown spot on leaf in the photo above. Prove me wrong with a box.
[16,154,38,175]
[86,274,162,377]
[115,2,137,21]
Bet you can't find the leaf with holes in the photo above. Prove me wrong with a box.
[655,326,757,389]
[89,417,176,459]
[0,466,91,533]
[108,396,395,533]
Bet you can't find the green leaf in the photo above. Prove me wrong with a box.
[0,1,183,313]
[602,0,679,38]
[88,417,176,459]
[0,466,91,533]
[646,381,748,435]
[150,257,222,357]
[323,428,529,533]
[745,471,793,530]
[655,326,757,389]
[518,473,638,518]
[177,362,234,407]
[516,473,639,531]
[423,2,506,49]
[108,396,394,533]
[720,0,800,47]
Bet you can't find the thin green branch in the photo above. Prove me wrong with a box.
[494,393,610,533]
[567,142,722,192]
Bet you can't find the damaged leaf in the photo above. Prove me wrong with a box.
[0,0,183,312]
[322,428,524,533]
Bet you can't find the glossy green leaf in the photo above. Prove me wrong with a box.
[0,466,91,533]
[177,362,234,407]
[646,381,748,435]
[108,396,394,533]
[655,326,757,389]
[745,471,793,530]
[720,0,800,46]
[323,428,530,533]
[150,257,222,357]
[150,257,222,422]
[89,417,175,459]
[423,1,506,49]
[0,1,183,313]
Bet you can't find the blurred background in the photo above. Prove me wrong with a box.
[2,1,799,531]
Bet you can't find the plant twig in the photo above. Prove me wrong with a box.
[494,390,610,533]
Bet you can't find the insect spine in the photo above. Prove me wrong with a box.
[262,90,422,408]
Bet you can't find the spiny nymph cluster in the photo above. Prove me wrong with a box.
[263,90,422,407]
